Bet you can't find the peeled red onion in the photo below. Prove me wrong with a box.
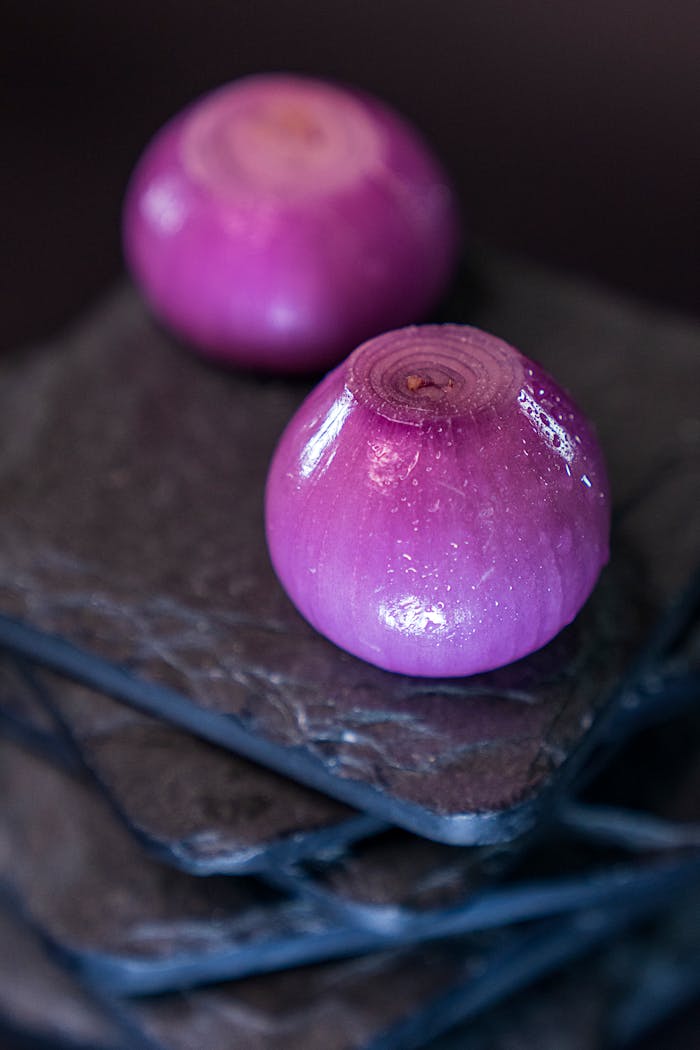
[122,73,460,372]
[265,324,610,677]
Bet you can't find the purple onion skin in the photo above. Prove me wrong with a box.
[265,325,611,678]
[123,74,460,373]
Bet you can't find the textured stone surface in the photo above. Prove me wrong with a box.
[133,945,480,1050]
[129,879,700,1050]
[0,907,127,1049]
[1,245,698,1044]
[3,252,693,829]
[282,718,700,922]
[29,668,370,875]
[0,738,360,992]
[3,886,695,1050]
[305,829,500,913]
[0,658,57,736]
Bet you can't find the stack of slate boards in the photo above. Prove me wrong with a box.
[0,249,698,1050]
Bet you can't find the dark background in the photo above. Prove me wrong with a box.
[3,0,699,347]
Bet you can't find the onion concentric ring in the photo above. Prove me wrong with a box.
[347,325,524,423]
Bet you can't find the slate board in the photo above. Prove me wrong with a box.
[3,250,696,841]
[268,718,700,932]
[6,648,698,956]
[0,657,78,766]
[0,659,381,876]
[0,737,405,996]
[3,884,697,1050]
[129,877,700,1050]
[0,906,137,1050]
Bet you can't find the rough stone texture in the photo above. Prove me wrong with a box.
[0,907,126,1049]
[2,251,692,826]
[29,668,367,875]
[129,878,700,1050]
[0,738,337,976]
[307,829,499,912]
[284,715,700,919]
[0,658,57,736]
[3,888,696,1050]
[133,945,479,1050]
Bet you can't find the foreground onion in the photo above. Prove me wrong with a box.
[123,73,460,372]
[265,325,610,677]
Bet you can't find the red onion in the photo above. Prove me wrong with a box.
[265,325,610,677]
[123,74,460,372]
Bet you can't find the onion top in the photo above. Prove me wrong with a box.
[265,324,610,677]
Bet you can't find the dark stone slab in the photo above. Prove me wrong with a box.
[433,886,700,1050]
[1,720,696,1047]
[270,708,700,933]
[278,830,700,940]
[429,967,608,1050]
[0,906,132,1050]
[276,742,700,933]
[295,830,502,917]
[129,873,700,1050]
[0,660,55,736]
[7,661,697,967]
[0,657,74,765]
[0,252,696,841]
[0,563,641,843]
[131,942,487,1050]
[365,874,700,1050]
[0,738,402,996]
[24,666,380,876]
[3,883,695,1050]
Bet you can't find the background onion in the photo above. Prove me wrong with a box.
[265,324,611,677]
[123,73,460,372]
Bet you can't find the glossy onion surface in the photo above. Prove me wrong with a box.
[265,325,610,677]
[123,74,460,372]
